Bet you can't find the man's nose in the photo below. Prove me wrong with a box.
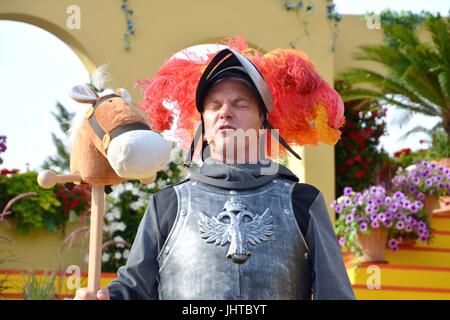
[218,103,233,119]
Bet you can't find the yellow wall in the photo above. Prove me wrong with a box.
[0,222,89,272]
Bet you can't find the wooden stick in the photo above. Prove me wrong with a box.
[87,185,105,293]
[37,170,82,189]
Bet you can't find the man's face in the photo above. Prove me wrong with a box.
[202,77,263,162]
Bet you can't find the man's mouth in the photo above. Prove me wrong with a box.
[218,125,236,132]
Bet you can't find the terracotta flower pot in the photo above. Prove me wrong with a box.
[357,228,388,262]
[398,239,416,248]
[424,195,440,215]
[435,158,450,211]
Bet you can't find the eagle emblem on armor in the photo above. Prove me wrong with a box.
[198,198,273,264]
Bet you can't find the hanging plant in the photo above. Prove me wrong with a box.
[120,0,135,50]
[280,0,341,52]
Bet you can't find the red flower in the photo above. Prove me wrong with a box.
[0,168,19,175]
[346,158,355,165]
[355,170,365,179]
[354,154,363,162]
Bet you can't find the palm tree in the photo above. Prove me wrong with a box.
[339,16,450,137]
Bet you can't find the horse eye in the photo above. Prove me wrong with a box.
[108,99,112,103]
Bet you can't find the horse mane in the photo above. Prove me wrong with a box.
[67,65,114,152]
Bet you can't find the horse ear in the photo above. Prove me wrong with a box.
[115,88,132,104]
[70,85,98,103]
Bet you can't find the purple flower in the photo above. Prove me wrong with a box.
[343,197,352,207]
[396,221,405,230]
[409,204,418,213]
[388,203,398,212]
[385,213,393,220]
[425,179,433,187]
[415,201,423,209]
[359,222,368,232]
[370,213,378,221]
[417,193,426,200]
[383,220,393,228]
[413,177,421,185]
[343,187,353,196]
[378,213,386,222]
[388,239,399,250]
[338,236,346,247]
[419,235,428,242]
[422,169,430,177]
[334,204,343,214]
[394,191,403,199]
[405,225,413,233]
[371,220,380,229]
[345,214,354,224]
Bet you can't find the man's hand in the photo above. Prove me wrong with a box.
[74,287,110,300]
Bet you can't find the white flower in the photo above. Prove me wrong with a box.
[167,170,172,177]
[123,249,130,259]
[148,183,156,189]
[114,252,122,260]
[114,236,126,248]
[158,180,167,188]
[130,201,142,211]
[102,253,110,262]
[114,235,125,243]
[116,222,126,232]
[406,164,417,172]
[111,208,121,220]
[103,224,110,233]
[131,187,141,196]
[105,212,115,222]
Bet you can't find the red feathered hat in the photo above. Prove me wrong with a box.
[137,36,344,166]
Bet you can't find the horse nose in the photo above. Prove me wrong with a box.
[107,130,170,179]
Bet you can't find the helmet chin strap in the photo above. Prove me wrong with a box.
[262,118,302,160]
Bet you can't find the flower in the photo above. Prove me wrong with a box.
[334,183,432,259]
[102,253,110,262]
[343,187,353,196]
[395,221,405,230]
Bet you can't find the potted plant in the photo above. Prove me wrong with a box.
[392,161,450,215]
[427,130,450,211]
[333,186,432,263]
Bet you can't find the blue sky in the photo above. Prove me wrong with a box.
[0,1,449,172]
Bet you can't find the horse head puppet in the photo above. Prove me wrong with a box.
[68,84,170,186]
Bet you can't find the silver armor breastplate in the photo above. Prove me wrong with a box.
[157,178,312,300]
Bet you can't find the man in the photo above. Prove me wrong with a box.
[75,46,355,300]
